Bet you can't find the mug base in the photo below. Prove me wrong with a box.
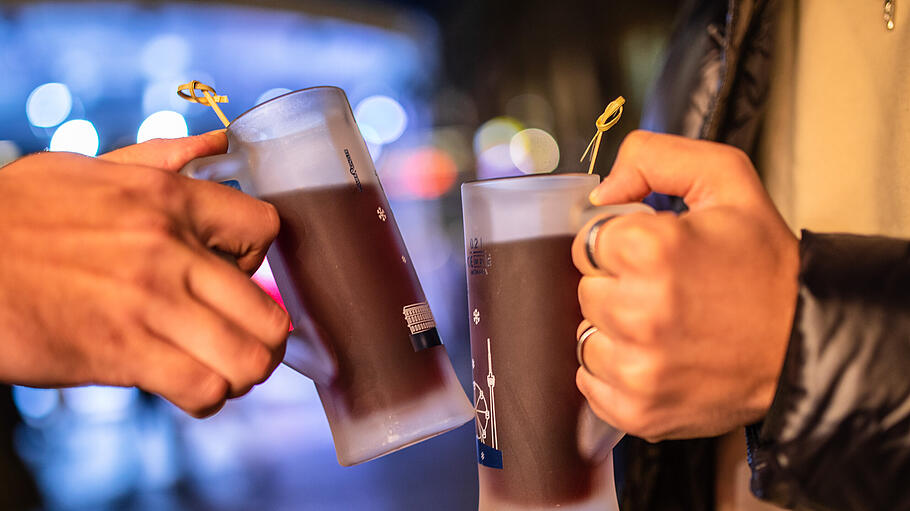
[322,349,475,467]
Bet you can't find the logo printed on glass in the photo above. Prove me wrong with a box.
[468,237,492,276]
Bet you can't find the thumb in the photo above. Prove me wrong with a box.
[589,130,761,211]
[99,130,227,172]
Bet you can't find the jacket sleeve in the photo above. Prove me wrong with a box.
[747,230,910,511]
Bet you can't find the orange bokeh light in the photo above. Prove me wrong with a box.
[400,147,458,199]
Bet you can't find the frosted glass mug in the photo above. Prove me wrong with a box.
[462,174,651,510]
[182,86,473,466]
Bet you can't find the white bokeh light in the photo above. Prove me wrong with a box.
[137,110,188,143]
[26,82,73,128]
[63,386,138,418]
[50,119,99,156]
[354,95,407,144]
[510,128,560,174]
[359,124,384,161]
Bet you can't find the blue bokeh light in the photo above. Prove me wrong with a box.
[12,386,59,422]
[354,95,408,144]
[26,82,72,128]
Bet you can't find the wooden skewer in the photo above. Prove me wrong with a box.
[580,96,625,175]
[177,80,230,127]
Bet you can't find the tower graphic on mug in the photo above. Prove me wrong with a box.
[486,338,498,449]
[473,336,502,468]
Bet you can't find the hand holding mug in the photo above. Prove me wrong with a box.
[572,131,799,441]
[0,133,289,418]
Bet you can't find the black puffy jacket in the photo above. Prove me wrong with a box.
[620,1,910,510]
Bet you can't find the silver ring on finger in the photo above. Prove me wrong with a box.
[585,216,617,272]
[577,325,598,374]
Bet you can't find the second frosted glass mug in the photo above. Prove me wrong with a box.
[182,86,473,466]
[462,174,652,510]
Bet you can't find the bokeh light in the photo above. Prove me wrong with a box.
[430,127,471,175]
[49,119,99,156]
[140,34,191,80]
[137,110,188,143]
[12,386,59,422]
[477,144,520,179]
[509,128,560,174]
[354,95,408,144]
[255,87,292,106]
[473,116,522,155]
[142,80,190,116]
[63,386,138,420]
[26,82,73,128]
[0,140,20,167]
[359,124,384,161]
[400,147,458,199]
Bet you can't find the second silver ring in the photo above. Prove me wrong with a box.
[576,325,598,374]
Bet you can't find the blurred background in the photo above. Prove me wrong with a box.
[0,0,678,509]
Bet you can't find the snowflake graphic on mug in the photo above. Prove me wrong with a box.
[376,207,387,222]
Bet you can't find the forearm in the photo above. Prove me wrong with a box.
[749,230,910,510]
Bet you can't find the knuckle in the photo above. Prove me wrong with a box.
[620,130,650,154]
[632,357,666,399]
[243,341,276,384]
[624,400,659,438]
[621,219,684,271]
[577,278,595,309]
[607,406,638,435]
[189,371,228,417]
[724,146,754,172]
[260,201,281,238]
[576,368,590,394]
[616,221,660,262]
[264,306,291,346]
[137,166,181,197]
[125,252,166,293]
[625,310,663,344]
[646,282,678,335]
[163,141,198,170]
[128,209,180,240]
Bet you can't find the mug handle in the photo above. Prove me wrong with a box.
[181,151,248,183]
[577,403,624,464]
[573,201,656,230]
[573,201,655,463]
[180,154,338,386]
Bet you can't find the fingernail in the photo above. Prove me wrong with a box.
[588,187,601,204]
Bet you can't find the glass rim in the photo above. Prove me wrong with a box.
[461,172,598,191]
[228,85,345,129]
